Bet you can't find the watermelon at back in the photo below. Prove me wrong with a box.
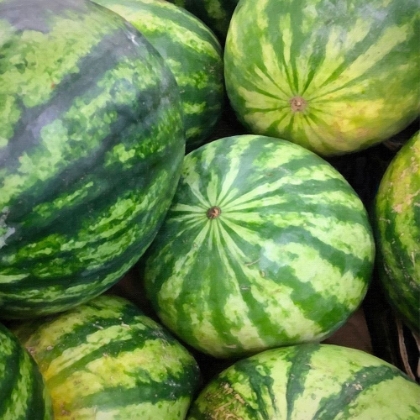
[167,0,238,42]
[224,0,420,156]
[94,0,225,152]
[141,134,375,359]
[0,0,185,318]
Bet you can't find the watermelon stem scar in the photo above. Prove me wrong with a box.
[207,206,222,219]
[290,96,307,112]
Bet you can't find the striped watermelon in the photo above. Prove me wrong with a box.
[224,0,420,156]
[0,322,53,419]
[141,134,375,359]
[374,131,420,334]
[187,343,420,419]
[94,0,225,152]
[167,0,238,42]
[11,294,201,419]
[0,0,185,318]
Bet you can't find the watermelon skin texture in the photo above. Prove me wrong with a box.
[374,131,420,334]
[142,134,375,359]
[94,0,225,152]
[11,294,201,419]
[0,0,185,318]
[0,323,53,419]
[167,0,238,42]
[224,0,420,156]
[187,343,420,419]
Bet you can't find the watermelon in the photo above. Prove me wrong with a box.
[0,322,53,419]
[11,294,201,419]
[224,0,420,156]
[374,131,420,334]
[0,0,185,318]
[167,0,238,42]
[141,134,375,359]
[187,343,420,419]
[93,0,225,152]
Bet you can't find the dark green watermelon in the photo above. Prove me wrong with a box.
[0,0,185,318]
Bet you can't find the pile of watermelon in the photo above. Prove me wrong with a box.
[1,0,419,417]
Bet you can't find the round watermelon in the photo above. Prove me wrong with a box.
[224,0,420,156]
[94,0,225,152]
[187,343,420,419]
[0,322,53,419]
[11,294,201,419]
[141,134,375,358]
[0,0,185,318]
[374,131,420,334]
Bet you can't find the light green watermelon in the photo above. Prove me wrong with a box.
[11,294,201,419]
[224,0,420,155]
[141,134,375,358]
[187,343,420,419]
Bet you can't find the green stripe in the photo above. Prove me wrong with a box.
[285,344,318,418]
[234,353,279,418]
[312,365,403,418]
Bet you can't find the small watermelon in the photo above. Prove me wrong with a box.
[141,134,375,358]
[11,294,201,419]
[187,343,420,419]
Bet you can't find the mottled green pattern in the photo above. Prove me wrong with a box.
[0,323,53,419]
[142,135,374,358]
[95,0,225,151]
[187,344,420,419]
[224,0,420,155]
[0,0,185,318]
[168,0,238,41]
[11,294,200,420]
[374,131,420,333]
